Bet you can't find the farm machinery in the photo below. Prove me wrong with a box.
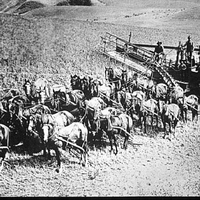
[99,32,200,98]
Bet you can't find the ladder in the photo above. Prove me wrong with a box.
[153,63,176,88]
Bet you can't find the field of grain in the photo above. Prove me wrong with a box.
[0,0,200,197]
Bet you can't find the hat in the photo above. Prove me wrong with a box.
[157,41,162,45]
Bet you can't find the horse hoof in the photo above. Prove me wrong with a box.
[55,168,59,173]
[82,163,86,167]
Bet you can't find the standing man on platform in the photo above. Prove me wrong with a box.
[184,35,193,63]
[153,41,165,64]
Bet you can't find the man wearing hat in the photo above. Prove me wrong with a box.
[153,41,165,64]
[184,35,193,62]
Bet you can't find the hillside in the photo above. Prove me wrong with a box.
[0,0,97,14]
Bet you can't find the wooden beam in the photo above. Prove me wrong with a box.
[105,32,200,52]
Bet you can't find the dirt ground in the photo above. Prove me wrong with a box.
[0,0,200,197]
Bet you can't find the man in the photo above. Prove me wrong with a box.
[184,35,193,62]
[153,41,165,64]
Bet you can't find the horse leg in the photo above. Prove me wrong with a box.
[192,108,197,122]
[173,119,178,138]
[155,115,159,132]
[107,130,113,154]
[113,134,118,155]
[53,146,61,173]
[143,114,147,134]
[82,142,88,167]
[123,134,129,150]
[163,117,167,139]
[0,150,7,171]
[168,120,173,140]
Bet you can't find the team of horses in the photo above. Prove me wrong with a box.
[0,68,199,172]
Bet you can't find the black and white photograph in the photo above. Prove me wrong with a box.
[0,0,200,197]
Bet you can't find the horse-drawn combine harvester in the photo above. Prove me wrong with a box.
[99,32,200,99]
[1,32,200,173]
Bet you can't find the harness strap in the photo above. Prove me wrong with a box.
[56,135,86,153]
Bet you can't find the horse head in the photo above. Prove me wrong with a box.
[105,67,114,81]
[80,76,89,94]
[71,75,80,90]
[121,69,127,86]
[28,114,41,134]
[53,90,66,110]
[23,79,32,97]
[42,123,54,143]
[90,79,99,97]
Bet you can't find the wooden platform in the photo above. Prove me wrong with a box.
[101,50,148,75]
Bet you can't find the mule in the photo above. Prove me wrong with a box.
[42,122,88,173]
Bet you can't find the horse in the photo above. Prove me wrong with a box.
[28,111,75,156]
[82,97,107,143]
[161,103,180,139]
[105,67,122,91]
[22,104,51,152]
[140,98,159,134]
[0,100,9,126]
[93,106,122,149]
[0,124,10,171]
[96,82,114,106]
[23,79,39,104]
[107,113,133,154]
[152,82,169,113]
[122,70,135,93]
[7,95,28,147]
[169,84,185,121]
[183,94,199,122]
[23,78,53,105]
[70,75,81,90]
[137,76,154,99]
[79,76,93,99]
[53,89,86,120]
[42,122,88,173]
[128,90,146,122]
[23,104,51,118]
